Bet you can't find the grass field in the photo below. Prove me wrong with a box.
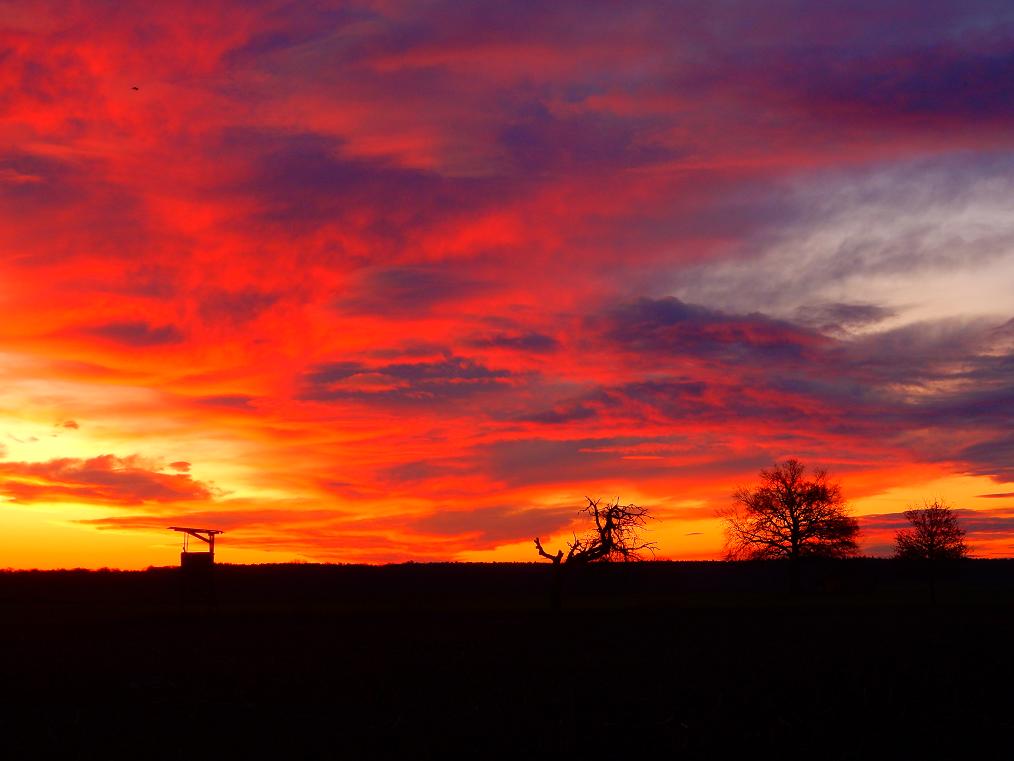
[0,560,1010,759]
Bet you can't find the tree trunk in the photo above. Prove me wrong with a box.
[788,555,801,595]
[550,561,562,611]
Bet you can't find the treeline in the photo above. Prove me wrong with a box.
[534,458,969,568]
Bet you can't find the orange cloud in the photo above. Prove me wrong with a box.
[0,455,213,506]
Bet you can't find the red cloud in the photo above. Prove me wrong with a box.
[0,455,213,506]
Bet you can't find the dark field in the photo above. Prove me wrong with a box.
[1,560,1011,759]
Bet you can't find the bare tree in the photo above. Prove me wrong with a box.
[533,497,656,610]
[722,459,860,560]
[534,497,657,565]
[894,499,968,560]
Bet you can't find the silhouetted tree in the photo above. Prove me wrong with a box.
[895,499,968,604]
[894,500,968,560]
[722,459,860,560]
[534,497,656,609]
[534,497,657,565]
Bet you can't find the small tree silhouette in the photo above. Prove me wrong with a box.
[533,497,656,609]
[722,459,860,561]
[894,499,968,603]
[894,500,968,560]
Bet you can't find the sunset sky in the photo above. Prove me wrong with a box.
[2,0,1013,568]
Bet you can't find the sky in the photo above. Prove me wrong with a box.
[1,0,1013,568]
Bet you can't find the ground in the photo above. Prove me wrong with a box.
[0,560,1010,758]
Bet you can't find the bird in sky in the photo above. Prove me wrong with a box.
[131,86,139,91]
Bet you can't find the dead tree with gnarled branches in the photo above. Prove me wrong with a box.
[535,497,657,564]
[534,497,657,608]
